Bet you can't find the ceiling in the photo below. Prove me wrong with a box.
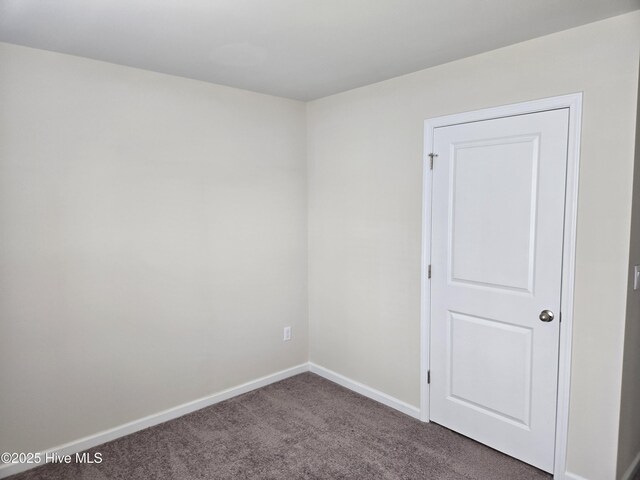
[1,0,638,101]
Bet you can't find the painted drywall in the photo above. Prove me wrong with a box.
[618,67,640,480]
[1,12,639,480]
[0,43,308,455]
[307,12,640,480]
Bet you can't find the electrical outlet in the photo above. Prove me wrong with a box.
[283,326,292,341]
[634,265,640,291]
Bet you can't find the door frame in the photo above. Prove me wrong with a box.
[420,93,582,478]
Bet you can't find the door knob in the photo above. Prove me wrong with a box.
[539,310,555,322]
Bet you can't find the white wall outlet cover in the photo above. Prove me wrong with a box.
[634,265,640,291]
[283,326,292,341]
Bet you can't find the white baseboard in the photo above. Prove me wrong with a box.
[308,362,421,419]
[561,446,640,480]
[0,363,308,479]
[13,361,579,479]
[562,472,589,480]
[621,448,640,480]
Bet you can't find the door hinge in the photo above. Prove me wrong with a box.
[428,153,438,170]
[427,370,431,384]
[427,264,431,279]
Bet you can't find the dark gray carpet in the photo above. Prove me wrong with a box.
[8,373,550,479]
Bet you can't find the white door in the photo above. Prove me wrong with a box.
[429,108,569,473]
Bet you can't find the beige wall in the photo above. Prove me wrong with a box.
[0,43,308,454]
[618,67,640,480]
[307,12,640,480]
[2,12,640,480]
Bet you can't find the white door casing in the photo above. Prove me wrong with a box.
[421,94,582,478]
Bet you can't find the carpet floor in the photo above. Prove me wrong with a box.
[8,373,551,479]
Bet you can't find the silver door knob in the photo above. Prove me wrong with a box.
[539,310,555,322]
